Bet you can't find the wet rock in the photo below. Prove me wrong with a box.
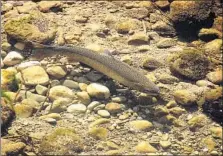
[21,98,40,110]
[121,55,132,65]
[49,85,74,102]
[67,104,87,114]
[142,56,162,70]
[17,2,37,14]
[79,83,88,91]
[155,106,169,116]
[17,61,41,71]
[3,51,24,66]
[159,140,171,149]
[1,98,15,128]
[173,90,197,106]
[4,10,56,43]
[39,113,61,120]
[202,137,216,152]
[62,80,79,89]
[205,87,222,102]
[1,139,26,156]
[89,118,110,128]
[105,102,122,113]
[196,80,215,87]
[1,42,11,51]
[75,15,88,23]
[151,21,175,36]
[157,38,176,48]
[204,39,222,62]
[168,48,210,80]
[88,127,108,140]
[38,1,62,12]
[128,32,149,45]
[169,107,186,117]
[1,68,18,91]
[212,16,222,32]
[115,20,137,34]
[2,3,13,13]
[158,114,176,124]
[77,91,91,105]
[46,66,67,79]
[87,83,110,99]
[111,96,127,103]
[97,110,110,118]
[206,68,222,84]
[135,141,157,153]
[148,32,160,42]
[35,84,48,95]
[188,114,206,129]
[127,8,149,19]
[46,98,69,113]
[155,1,170,9]
[137,1,154,12]
[210,127,222,139]
[14,103,34,118]
[18,66,49,86]
[39,128,83,155]
[198,28,222,41]
[87,101,102,111]
[158,74,179,84]
[4,9,19,18]
[166,100,177,108]
[129,120,153,131]
[22,92,47,103]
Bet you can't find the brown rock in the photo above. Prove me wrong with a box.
[105,102,122,113]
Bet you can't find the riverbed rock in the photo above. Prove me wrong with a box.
[46,66,67,79]
[49,85,75,101]
[1,139,26,156]
[173,90,197,106]
[135,141,157,153]
[87,83,110,99]
[129,120,153,131]
[3,51,24,66]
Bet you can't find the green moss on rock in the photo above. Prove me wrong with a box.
[168,48,210,80]
[39,128,83,155]
[88,127,108,140]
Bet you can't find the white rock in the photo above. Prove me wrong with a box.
[46,66,67,78]
[87,83,110,99]
[3,51,24,66]
[67,104,87,113]
[49,85,75,101]
[17,61,41,71]
[97,110,110,118]
[87,101,101,111]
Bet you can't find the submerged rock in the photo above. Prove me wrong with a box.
[135,141,157,153]
[1,139,26,156]
[88,127,108,140]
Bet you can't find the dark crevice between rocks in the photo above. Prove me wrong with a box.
[173,12,216,42]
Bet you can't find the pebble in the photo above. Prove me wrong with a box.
[88,127,108,140]
[97,110,110,118]
[160,140,171,149]
[76,91,91,105]
[49,85,75,102]
[3,51,24,66]
[51,80,60,87]
[79,83,88,91]
[17,61,41,71]
[105,102,122,113]
[46,66,67,79]
[46,98,69,113]
[111,96,127,103]
[67,104,87,114]
[14,104,34,118]
[85,100,100,109]
[169,107,186,116]
[173,90,197,106]
[142,56,162,70]
[44,118,57,124]
[206,69,222,84]
[157,38,176,48]
[128,32,149,45]
[39,113,62,121]
[135,141,157,153]
[87,83,110,99]
[196,80,215,87]
[1,42,11,51]
[86,71,104,82]
[14,42,25,50]
[166,100,177,108]
[62,80,79,89]
[188,114,206,129]
[129,120,153,131]
[35,84,48,95]
[38,1,62,12]
[210,127,222,139]
[89,118,110,128]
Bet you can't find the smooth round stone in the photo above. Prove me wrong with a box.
[17,61,41,70]
[67,104,87,113]
[46,66,67,79]
[87,83,110,99]
[62,80,79,89]
[87,101,101,111]
[35,84,48,95]
[76,91,91,105]
[44,118,57,124]
[97,110,110,118]
[49,85,74,101]
[3,51,24,66]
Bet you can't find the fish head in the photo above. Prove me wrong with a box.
[131,81,160,96]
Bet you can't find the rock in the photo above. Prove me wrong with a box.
[87,83,110,99]
[67,104,87,114]
[137,1,154,12]
[204,39,222,62]
[51,80,60,87]
[62,80,79,89]
[105,150,122,155]
[196,80,215,87]
[17,61,41,71]
[79,83,88,91]
[94,104,106,111]
[1,98,15,128]
[159,140,171,149]
[35,84,48,95]
[212,16,222,32]
[188,114,206,129]
[14,103,34,118]
[17,2,37,14]
[135,141,157,153]
[46,66,67,79]
[86,44,104,53]
[111,96,127,103]
[138,45,151,52]
[129,120,153,131]
[115,20,137,34]
[1,139,26,156]
[158,74,179,84]
[14,42,25,50]
[128,32,149,45]
[173,90,197,106]
[127,8,149,19]
[49,85,74,101]
[22,92,47,103]
[151,21,175,36]
[39,128,83,155]
[88,127,108,140]
[198,28,222,41]
[3,51,23,66]
[156,38,176,48]
[206,68,222,84]
[38,1,62,12]
[97,110,111,118]
[158,114,177,124]
[2,3,13,13]
[202,137,216,152]
[89,118,110,128]
[4,9,19,18]
[19,66,49,86]
[86,71,104,82]
[146,73,157,83]
[44,118,57,124]
[46,98,69,113]
[75,15,88,23]
[4,10,56,43]
[1,42,11,51]
[168,48,210,80]
[120,55,132,65]
[155,1,170,9]
[169,107,186,117]
[210,127,222,139]
[105,102,122,113]
[155,106,169,116]
[21,98,40,110]
[166,100,177,108]
[142,56,162,70]
[87,101,102,111]
[77,91,91,105]
[39,113,61,120]
[170,1,212,24]
[148,32,160,42]
[205,87,222,102]
[210,151,219,156]
[1,68,18,91]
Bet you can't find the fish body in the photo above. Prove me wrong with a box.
[30,45,159,95]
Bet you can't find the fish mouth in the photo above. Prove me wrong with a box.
[144,86,160,96]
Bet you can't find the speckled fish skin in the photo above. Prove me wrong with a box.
[30,45,160,95]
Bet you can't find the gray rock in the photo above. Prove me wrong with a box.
[87,101,102,111]
[35,84,48,95]
[86,71,104,82]
[62,80,79,89]
[51,80,60,87]
[97,110,110,118]
[157,38,176,48]
[67,104,87,114]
